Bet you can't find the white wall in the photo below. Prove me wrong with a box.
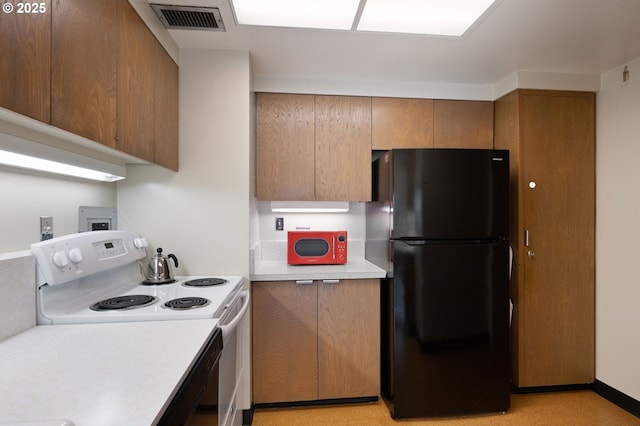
[257,202,366,242]
[596,58,640,401]
[0,166,116,252]
[117,49,251,277]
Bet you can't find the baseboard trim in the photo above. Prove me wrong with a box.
[254,396,378,410]
[511,383,592,394]
[592,380,640,419]
[511,381,640,419]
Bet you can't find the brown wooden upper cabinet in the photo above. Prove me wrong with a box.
[372,97,434,149]
[256,93,371,201]
[117,0,159,165]
[1,0,178,171]
[0,0,51,123]
[433,100,494,149]
[153,45,180,171]
[52,0,118,148]
[371,98,494,150]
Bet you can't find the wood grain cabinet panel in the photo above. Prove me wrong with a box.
[0,0,51,123]
[252,279,380,404]
[494,89,595,388]
[372,97,434,149]
[315,96,371,201]
[318,279,380,399]
[256,93,371,201]
[153,45,179,171]
[256,93,316,200]
[117,0,156,163]
[252,280,318,404]
[434,100,494,148]
[117,0,179,170]
[51,0,117,147]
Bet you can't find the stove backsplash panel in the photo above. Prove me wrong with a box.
[0,251,35,341]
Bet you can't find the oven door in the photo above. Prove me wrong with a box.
[198,290,250,426]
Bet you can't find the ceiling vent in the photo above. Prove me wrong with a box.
[150,4,225,31]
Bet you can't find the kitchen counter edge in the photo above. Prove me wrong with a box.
[250,259,386,282]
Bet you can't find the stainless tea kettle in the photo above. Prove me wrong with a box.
[143,248,178,284]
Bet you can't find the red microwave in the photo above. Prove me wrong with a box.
[287,231,347,265]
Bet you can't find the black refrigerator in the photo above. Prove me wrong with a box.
[366,148,511,419]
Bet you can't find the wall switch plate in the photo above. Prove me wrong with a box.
[275,217,284,231]
[40,216,53,241]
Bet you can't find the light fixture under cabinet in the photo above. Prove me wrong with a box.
[270,201,350,213]
[0,133,125,182]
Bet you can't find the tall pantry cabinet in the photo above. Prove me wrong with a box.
[494,89,595,388]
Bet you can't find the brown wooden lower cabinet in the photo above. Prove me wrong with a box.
[252,279,380,404]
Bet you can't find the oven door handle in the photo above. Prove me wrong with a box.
[218,290,250,340]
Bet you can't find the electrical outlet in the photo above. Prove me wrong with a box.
[275,217,284,231]
[40,216,53,241]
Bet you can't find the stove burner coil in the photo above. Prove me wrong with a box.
[182,278,227,287]
[90,295,157,311]
[164,297,211,310]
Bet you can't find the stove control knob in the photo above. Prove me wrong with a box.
[53,250,69,268]
[133,237,148,249]
[68,247,83,264]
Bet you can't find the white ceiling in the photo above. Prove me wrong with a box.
[139,0,640,86]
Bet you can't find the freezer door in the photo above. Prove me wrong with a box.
[392,149,509,239]
[388,239,510,418]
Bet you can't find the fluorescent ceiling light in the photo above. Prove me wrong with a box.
[233,0,361,30]
[358,0,497,36]
[0,133,125,182]
[271,201,350,213]
[231,0,498,36]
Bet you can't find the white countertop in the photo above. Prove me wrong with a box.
[251,259,386,281]
[0,320,218,426]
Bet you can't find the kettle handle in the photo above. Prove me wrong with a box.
[168,253,178,268]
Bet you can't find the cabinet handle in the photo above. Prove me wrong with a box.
[295,280,313,285]
[524,229,530,247]
[322,279,340,285]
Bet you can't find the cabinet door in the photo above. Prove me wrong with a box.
[0,0,50,122]
[117,0,155,162]
[256,93,316,200]
[315,96,372,201]
[519,91,595,386]
[372,97,434,149]
[318,279,380,399]
[252,281,318,403]
[434,100,494,149]
[51,0,117,146]
[153,46,179,171]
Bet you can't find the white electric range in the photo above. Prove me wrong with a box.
[31,230,244,325]
[30,230,248,426]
